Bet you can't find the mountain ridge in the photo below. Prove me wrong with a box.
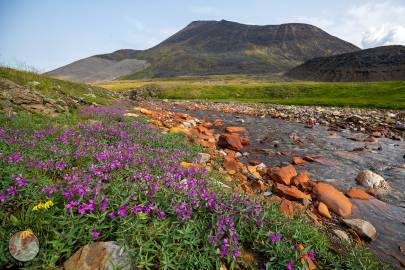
[46,19,360,81]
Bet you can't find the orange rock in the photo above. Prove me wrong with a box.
[346,187,372,200]
[169,127,190,135]
[139,108,153,115]
[251,179,266,192]
[197,125,208,133]
[214,119,223,127]
[223,156,242,172]
[240,136,250,145]
[293,171,310,187]
[280,199,295,216]
[247,166,262,179]
[269,165,297,185]
[225,127,247,133]
[234,172,248,182]
[273,183,312,201]
[292,156,307,165]
[312,183,352,218]
[202,122,213,129]
[199,140,216,149]
[218,133,244,151]
[318,202,332,219]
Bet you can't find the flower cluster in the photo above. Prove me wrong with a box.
[32,200,54,211]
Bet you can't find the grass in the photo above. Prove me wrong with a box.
[0,107,387,269]
[0,66,117,105]
[97,76,405,109]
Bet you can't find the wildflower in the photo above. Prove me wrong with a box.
[32,200,54,211]
[117,205,128,218]
[91,230,99,239]
[219,238,230,257]
[66,200,78,211]
[6,186,17,196]
[270,232,282,244]
[287,261,294,270]
[156,211,166,219]
[307,251,316,259]
[107,212,115,219]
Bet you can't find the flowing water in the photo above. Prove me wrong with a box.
[168,105,405,268]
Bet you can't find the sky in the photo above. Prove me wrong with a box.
[1,0,405,72]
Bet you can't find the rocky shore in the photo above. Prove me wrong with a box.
[154,100,405,140]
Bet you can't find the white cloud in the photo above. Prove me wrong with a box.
[292,1,405,48]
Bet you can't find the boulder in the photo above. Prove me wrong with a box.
[64,241,133,270]
[273,183,311,201]
[355,170,390,190]
[345,187,372,200]
[218,133,244,151]
[342,219,377,241]
[312,183,352,218]
[269,165,297,185]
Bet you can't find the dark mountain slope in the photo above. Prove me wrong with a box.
[286,45,405,82]
[46,20,360,81]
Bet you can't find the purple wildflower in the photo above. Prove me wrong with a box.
[287,261,294,270]
[270,232,282,244]
[91,230,99,239]
[307,251,316,259]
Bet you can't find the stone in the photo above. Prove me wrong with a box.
[225,126,247,133]
[214,119,223,127]
[279,199,295,216]
[318,202,332,219]
[273,183,312,201]
[240,136,250,145]
[64,241,133,270]
[312,183,352,218]
[268,165,297,185]
[292,156,307,165]
[333,229,350,242]
[218,133,244,151]
[342,219,377,241]
[256,163,267,169]
[345,187,372,200]
[196,153,210,164]
[355,170,390,190]
[223,156,242,172]
[169,127,189,135]
[293,171,310,187]
[251,179,266,192]
[124,113,139,118]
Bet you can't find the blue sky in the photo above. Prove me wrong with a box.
[1,0,405,71]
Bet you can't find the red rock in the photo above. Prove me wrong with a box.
[312,183,352,218]
[249,160,260,165]
[292,156,307,165]
[304,155,322,162]
[218,133,244,151]
[293,171,310,187]
[346,187,372,200]
[269,165,297,185]
[225,126,247,133]
[273,183,312,201]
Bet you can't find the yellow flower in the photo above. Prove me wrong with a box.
[32,200,54,211]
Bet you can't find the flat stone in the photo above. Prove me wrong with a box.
[346,187,372,200]
[312,182,352,218]
[268,165,297,185]
[343,219,377,241]
[356,170,390,190]
[196,153,210,164]
[64,241,133,270]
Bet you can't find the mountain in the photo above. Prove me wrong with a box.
[286,45,405,82]
[46,20,360,81]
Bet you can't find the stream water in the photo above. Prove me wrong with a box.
[168,105,405,268]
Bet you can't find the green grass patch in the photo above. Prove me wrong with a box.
[98,77,405,109]
[0,66,117,105]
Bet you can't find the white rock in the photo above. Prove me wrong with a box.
[219,150,227,156]
[256,163,267,169]
[343,219,377,241]
[356,170,390,190]
[196,153,210,164]
[236,152,242,158]
[333,229,350,242]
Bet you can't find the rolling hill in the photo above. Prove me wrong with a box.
[286,45,405,81]
[46,20,360,81]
